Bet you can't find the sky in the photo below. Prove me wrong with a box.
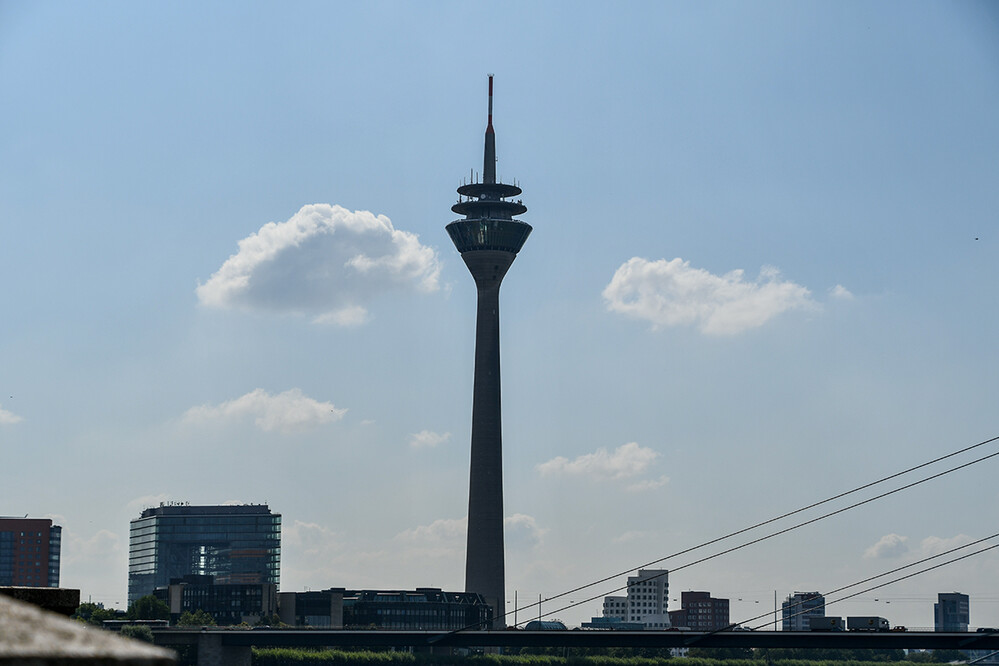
[1,1,998,629]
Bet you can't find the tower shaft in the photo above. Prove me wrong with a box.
[463,250,514,629]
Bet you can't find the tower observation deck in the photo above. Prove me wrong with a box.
[447,75,531,629]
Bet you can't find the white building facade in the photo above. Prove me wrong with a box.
[601,569,670,629]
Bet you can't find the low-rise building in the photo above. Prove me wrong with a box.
[277,587,492,630]
[154,575,277,625]
[669,591,730,631]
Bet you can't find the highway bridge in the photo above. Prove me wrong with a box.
[152,628,999,666]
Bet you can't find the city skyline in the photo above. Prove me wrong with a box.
[1,2,998,628]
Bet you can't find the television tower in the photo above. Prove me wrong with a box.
[446,74,532,629]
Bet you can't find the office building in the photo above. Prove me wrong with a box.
[782,591,825,631]
[599,569,670,629]
[669,591,730,631]
[128,503,280,605]
[277,587,492,630]
[154,574,277,625]
[446,74,532,628]
[935,592,970,632]
[0,517,61,587]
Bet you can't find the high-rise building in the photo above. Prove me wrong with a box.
[127,503,280,605]
[447,75,532,629]
[935,592,970,632]
[670,591,731,631]
[0,517,61,588]
[600,569,670,629]
[782,591,825,631]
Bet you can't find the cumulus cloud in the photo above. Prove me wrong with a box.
[505,513,548,549]
[626,475,670,493]
[0,405,22,425]
[829,284,854,300]
[183,388,346,433]
[602,257,816,335]
[537,442,659,480]
[63,529,123,566]
[197,204,441,325]
[864,533,909,559]
[918,534,974,556]
[409,430,451,449]
[395,514,545,549]
[283,520,341,558]
[396,517,466,544]
[613,530,653,544]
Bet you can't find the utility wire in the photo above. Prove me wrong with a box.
[503,435,999,617]
[751,542,999,631]
[742,532,999,631]
[506,437,999,628]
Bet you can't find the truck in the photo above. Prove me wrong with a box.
[847,616,890,632]
[809,617,844,631]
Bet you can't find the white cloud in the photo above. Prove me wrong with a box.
[626,474,670,493]
[408,430,450,449]
[396,517,466,544]
[918,534,974,556]
[613,530,653,544]
[196,204,441,324]
[537,442,659,480]
[602,257,816,335]
[63,529,123,566]
[0,405,22,424]
[394,514,545,555]
[829,284,854,300]
[505,513,548,549]
[283,520,341,558]
[864,533,909,559]
[182,388,346,433]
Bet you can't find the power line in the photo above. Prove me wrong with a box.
[745,532,999,631]
[504,434,999,627]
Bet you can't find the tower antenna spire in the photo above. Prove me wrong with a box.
[484,74,496,184]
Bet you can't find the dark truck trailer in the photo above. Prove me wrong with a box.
[810,617,844,631]
[847,616,890,631]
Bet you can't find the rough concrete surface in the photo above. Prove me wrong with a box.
[0,594,175,665]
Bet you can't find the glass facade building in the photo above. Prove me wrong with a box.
[128,504,280,605]
[0,517,61,587]
[935,592,970,632]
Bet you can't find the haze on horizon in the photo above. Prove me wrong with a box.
[1,1,997,628]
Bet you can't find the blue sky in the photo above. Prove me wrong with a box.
[1,1,998,627]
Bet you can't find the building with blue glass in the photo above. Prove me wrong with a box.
[127,503,280,605]
[0,517,61,588]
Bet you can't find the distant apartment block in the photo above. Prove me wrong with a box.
[600,569,670,629]
[128,503,280,605]
[935,592,970,632]
[782,591,825,631]
[668,591,730,631]
[0,517,61,587]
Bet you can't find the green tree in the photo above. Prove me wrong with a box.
[177,609,216,626]
[119,624,154,643]
[72,602,120,626]
[689,646,753,659]
[125,595,170,621]
[930,649,966,662]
